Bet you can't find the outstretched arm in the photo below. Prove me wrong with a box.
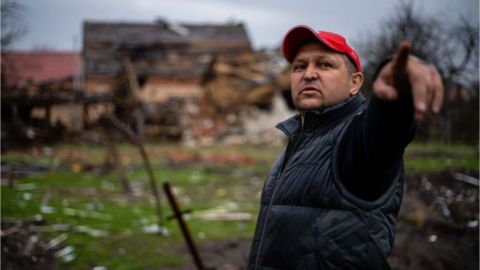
[373,41,444,122]
[338,42,445,201]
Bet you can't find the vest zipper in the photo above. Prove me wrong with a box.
[253,120,307,269]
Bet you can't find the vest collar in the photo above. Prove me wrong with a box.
[276,93,366,138]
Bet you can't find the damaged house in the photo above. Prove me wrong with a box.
[83,20,293,144]
[1,19,294,147]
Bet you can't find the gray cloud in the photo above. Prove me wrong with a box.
[11,0,479,51]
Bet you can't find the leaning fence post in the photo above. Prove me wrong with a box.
[163,182,205,270]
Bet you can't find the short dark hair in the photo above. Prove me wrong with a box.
[342,55,357,74]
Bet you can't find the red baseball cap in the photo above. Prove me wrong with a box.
[282,25,361,72]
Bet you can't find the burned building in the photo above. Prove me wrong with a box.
[83,20,253,94]
[82,20,294,144]
[1,19,292,147]
[82,20,258,141]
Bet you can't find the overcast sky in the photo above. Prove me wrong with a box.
[10,0,479,52]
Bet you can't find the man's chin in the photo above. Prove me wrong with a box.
[295,102,324,111]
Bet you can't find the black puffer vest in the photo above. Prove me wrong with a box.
[248,94,404,269]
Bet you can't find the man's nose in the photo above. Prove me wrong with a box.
[303,64,318,81]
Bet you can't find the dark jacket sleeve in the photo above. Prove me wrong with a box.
[337,92,417,201]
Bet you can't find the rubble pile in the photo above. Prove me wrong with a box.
[389,171,479,270]
[202,51,284,111]
[165,171,479,270]
[183,50,293,146]
[1,219,59,270]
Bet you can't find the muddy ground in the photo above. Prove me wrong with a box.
[2,171,478,270]
[167,171,479,270]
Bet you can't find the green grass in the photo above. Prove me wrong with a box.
[1,142,274,269]
[405,142,478,172]
[1,141,477,269]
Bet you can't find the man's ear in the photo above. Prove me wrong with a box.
[349,72,364,95]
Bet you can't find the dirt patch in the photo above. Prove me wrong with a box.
[389,171,478,270]
[164,238,251,270]
[167,171,479,270]
[2,170,477,269]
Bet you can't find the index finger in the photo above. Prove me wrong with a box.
[392,42,412,88]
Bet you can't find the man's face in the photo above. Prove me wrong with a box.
[290,42,357,111]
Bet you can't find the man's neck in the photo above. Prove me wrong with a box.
[298,94,362,127]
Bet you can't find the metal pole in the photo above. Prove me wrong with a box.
[163,182,205,270]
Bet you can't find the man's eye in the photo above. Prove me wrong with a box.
[319,62,332,68]
[292,64,305,71]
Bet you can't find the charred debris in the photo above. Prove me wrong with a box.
[1,19,294,149]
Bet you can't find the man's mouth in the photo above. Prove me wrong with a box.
[300,86,320,94]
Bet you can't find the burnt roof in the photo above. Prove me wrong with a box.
[83,20,252,77]
[83,20,251,48]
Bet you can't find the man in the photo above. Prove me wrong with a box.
[247,25,443,269]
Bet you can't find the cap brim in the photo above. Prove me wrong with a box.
[282,25,321,63]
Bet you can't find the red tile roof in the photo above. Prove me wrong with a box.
[2,51,81,87]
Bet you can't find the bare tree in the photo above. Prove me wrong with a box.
[356,0,478,93]
[355,0,479,144]
[441,17,479,89]
[1,0,27,50]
